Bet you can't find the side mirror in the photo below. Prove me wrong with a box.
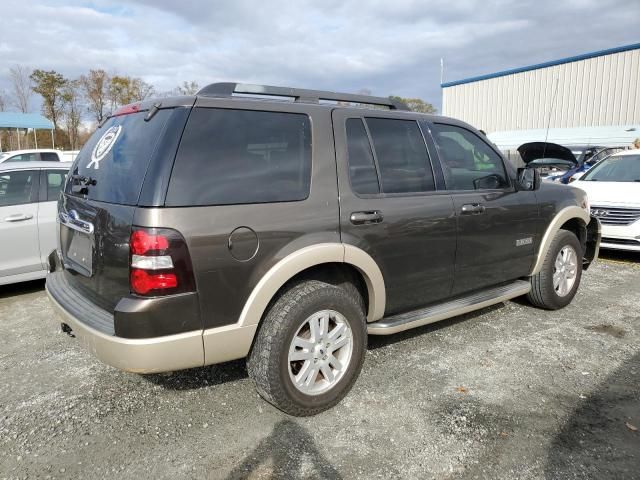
[517,167,540,191]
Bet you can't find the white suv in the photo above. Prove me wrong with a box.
[0,149,78,164]
[573,149,640,251]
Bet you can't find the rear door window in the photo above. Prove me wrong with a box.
[5,153,39,162]
[0,170,37,206]
[166,108,312,206]
[365,118,435,194]
[65,110,172,205]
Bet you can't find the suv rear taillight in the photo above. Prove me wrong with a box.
[129,227,196,296]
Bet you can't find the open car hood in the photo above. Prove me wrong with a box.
[517,142,579,169]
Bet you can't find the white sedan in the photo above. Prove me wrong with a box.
[572,149,640,252]
[0,161,71,285]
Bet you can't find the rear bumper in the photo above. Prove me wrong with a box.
[46,269,256,373]
[46,282,205,373]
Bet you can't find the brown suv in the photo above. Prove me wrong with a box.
[46,83,600,415]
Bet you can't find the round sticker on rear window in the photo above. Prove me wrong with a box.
[87,125,122,169]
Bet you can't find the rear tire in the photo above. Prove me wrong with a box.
[247,280,366,416]
[527,230,582,310]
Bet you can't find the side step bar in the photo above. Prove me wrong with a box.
[368,280,531,335]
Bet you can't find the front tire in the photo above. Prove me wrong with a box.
[247,280,367,416]
[527,229,583,310]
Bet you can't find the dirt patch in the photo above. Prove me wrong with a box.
[585,324,627,338]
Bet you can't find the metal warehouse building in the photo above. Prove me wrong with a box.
[441,43,640,133]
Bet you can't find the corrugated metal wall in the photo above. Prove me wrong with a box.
[442,48,640,132]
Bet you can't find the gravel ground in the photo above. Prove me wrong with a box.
[1,251,638,479]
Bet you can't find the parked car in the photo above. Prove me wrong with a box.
[0,149,78,164]
[548,146,627,184]
[517,142,578,181]
[0,161,71,285]
[572,149,640,251]
[46,83,600,416]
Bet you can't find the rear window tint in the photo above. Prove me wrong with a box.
[166,108,311,206]
[65,110,171,205]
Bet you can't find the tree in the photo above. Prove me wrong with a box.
[30,69,67,132]
[389,96,437,114]
[62,80,82,150]
[80,69,110,123]
[176,80,199,95]
[0,90,6,111]
[10,65,33,113]
[109,75,155,109]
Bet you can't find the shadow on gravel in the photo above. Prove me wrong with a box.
[144,359,248,390]
[0,278,45,300]
[225,419,342,480]
[367,303,504,350]
[598,249,640,263]
[544,352,640,480]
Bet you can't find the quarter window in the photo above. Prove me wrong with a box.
[346,118,379,194]
[41,152,59,162]
[167,108,312,206]
[431,123,508,191]
[365,118,435,194]
[0,170,37,206]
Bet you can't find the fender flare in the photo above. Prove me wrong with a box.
[530,206,590,276]
[237,243,386,327]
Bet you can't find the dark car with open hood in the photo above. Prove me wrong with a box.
[46,83,601,415]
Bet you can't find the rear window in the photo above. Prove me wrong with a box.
[65,110,171,205]
[166,108,311,206]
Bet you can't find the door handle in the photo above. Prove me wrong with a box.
[4,213,33,222]
[460,203,485,215]
[350,211,383,225]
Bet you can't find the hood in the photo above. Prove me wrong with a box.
[517,142,579,168]
[572,180,640,207]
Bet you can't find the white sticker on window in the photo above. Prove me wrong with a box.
[87,125,122,170]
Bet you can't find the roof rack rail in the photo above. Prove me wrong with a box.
[197,82,409,110]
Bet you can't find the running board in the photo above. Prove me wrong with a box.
[368,280,531,335]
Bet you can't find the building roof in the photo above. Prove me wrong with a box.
[0,112,54,130]
[441,42,640,88]
[487,125,640,150]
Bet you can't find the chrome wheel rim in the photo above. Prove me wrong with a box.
[553,245,578,297]
[288,309,353,396]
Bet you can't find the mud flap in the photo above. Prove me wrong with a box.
[583,216,601,270]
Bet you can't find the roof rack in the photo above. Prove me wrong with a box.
[197,82,409,110]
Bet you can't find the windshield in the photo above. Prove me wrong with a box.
[581,154,640,182]
[65,110,171,205]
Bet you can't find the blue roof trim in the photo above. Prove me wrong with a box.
[441,42,640,88]
[0,112,54,130]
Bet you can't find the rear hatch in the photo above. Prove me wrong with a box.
[517,142,578,177]
[59,104,190,312]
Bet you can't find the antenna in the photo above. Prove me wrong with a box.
[541,77,560,161]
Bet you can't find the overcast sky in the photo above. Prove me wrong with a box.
[0,0,638,112]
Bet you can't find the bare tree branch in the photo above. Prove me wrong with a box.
[10,65,33,113]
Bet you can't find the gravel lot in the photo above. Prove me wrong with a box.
[1,251,638,479]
